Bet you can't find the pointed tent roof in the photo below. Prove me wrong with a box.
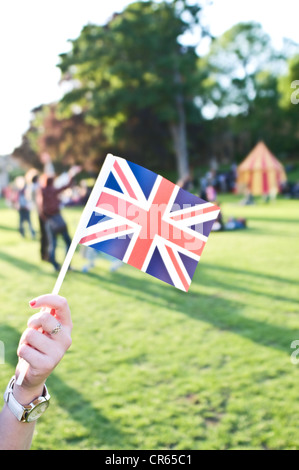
[237,142,287,195]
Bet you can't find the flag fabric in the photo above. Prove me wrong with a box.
[79,155,220,292]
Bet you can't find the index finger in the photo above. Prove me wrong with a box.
[29,294,73,329]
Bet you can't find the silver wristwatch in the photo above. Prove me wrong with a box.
[4,376,50,423]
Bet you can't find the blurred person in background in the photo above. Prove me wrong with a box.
[38,166,81,271]
[15,177,36,239]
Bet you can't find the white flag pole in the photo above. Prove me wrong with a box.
[16,154,116,386]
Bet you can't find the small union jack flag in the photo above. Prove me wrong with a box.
[78,154,220,292]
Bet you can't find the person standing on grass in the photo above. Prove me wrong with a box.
[15,177,36,239]
[33,173,50,262]
[32,153,56,263]
[38,166,81,271]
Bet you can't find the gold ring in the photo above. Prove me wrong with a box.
[50,323,62,335]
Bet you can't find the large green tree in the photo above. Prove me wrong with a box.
[197,22,299,163]
[200,22,280,118]
[276,54,299,157]
[278,54,299,109]
[58,0,207,179]
[13,104,109,171]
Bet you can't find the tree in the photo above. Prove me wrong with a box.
[276,54,299,158]
[278,54,299,109]
[200,22,280,118]
[13,104,109,171]
[12,134,41,170]
[195,22,299,163]
[58,0,208,179]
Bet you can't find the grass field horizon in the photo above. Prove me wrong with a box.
[0,195,298,450]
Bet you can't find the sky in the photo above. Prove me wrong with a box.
[0,0,298,156]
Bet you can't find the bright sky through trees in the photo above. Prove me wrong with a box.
[0,0,298,155]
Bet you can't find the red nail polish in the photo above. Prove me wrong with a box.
[29,300,36,307]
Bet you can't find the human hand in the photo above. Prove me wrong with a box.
[68,165,82,179]
[14,295,73,404]
[40,152,52,164]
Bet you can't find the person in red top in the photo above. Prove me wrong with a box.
[39,166,81,271]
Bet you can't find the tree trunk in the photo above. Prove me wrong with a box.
[169,93,190,182]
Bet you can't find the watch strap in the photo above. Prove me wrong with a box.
[4,381,25,421]
[3,376,50,422]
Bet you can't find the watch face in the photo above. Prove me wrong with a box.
[26,401,49,422]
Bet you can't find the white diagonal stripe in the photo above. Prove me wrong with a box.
[155,239,186,291]
[170,209,220,228]
[81,227,135,246]
[114,157,148,205]
[169,202,215,218]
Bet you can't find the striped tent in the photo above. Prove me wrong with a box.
[237,142,287,196]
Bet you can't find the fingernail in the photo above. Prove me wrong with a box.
[29,300,36,307]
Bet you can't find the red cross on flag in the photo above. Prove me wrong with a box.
[78,154,220,292]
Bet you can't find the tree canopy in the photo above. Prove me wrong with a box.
[12,1,299,176]
[58,0,208,178]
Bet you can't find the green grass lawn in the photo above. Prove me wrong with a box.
[0,195,298,450]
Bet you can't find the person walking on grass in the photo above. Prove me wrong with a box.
[15,177,36,239]
[39,166,81,271]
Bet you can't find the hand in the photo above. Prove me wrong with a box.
[68,165,82,179]
[40,152,52,164]
[15,295,73,404]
